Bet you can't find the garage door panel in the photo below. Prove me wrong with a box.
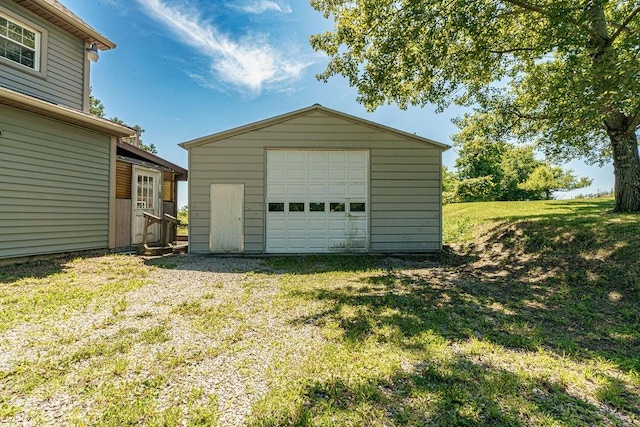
[287,218,307,232]
[328,218,347,231]
[349,170,366,181]
[309,152,327,163]
[286,184,306,196]
[287,169,306,180]
[288,238,306,250]
[309,237,328,250]
[308,219,328,231]
[266,150,368,253]
[287,152,305,162]
[269,168,286,180]
[328,184,347,196]
[309,185,327,196]
[269,151,287,162]
[267,237,286,251]
[329,169,347,181]
[349,218,366,232]
[350,151,367,162]
[267,184,286,197]
[328,152,348,164]
[349,184,367,197]
[309,169,326,180]
[267,218,286,232]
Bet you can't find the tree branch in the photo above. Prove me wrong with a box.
[489,47,537,54]
[500,0,547,14]
[511,106,552,121]
[609,5,640,44]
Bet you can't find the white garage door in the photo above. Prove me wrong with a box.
[266,150,368,253]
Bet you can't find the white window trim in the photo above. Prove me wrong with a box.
[0,6,47,77]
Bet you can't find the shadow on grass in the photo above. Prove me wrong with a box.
[250,204,639,425]
[0,257,69,284]
[251,354,620,426]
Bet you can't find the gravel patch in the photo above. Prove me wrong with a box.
[0,254,327,426]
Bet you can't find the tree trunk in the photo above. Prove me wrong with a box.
[607,122,640,213]
[586,4,640,213]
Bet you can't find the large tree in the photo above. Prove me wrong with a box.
[310,0,640,212]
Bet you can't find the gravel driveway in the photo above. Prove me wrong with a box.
[0,254,329,426]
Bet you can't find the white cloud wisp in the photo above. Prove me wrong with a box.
[235,1,292,14]
[137,0,307,93]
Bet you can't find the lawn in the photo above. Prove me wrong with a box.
[0,198,638,426]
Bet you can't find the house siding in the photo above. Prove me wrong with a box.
[188,110,443,254]
[0,1,85,110]
[0,104,111,259]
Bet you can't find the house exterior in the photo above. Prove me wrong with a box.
[180,104,449,254]
[0,0,184,262]
[114,140,187,248]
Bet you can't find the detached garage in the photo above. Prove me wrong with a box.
[180,105,449,254]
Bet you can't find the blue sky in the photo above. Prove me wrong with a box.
[66,0,613,208]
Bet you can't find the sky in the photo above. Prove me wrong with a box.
[64,0,614,209]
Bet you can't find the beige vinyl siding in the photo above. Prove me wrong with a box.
[188,110,443,253]
[0,1,84,110]
[0,105,111,259]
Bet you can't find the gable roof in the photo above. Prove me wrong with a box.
[13,0,115,50]
[0,86,133,137]
[179,104,450,151]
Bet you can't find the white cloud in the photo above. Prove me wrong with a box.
[136,0,308,93]
[235,1,292,14]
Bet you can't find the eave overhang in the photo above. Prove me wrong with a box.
[0,86,134,137]
[13,0,115,50]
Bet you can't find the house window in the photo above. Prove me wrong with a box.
[0,13,40,70]
[136,175,155,209]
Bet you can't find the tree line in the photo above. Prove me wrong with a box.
[444,139,591,203]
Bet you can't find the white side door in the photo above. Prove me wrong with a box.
[210,183,244,253]
[132,167,162,244]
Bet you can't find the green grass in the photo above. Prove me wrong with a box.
[0,256,149,332]
[443,197,618,244]
[1,198,638,426]
[177,209,188,236]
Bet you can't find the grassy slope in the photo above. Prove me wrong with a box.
[1,198,638,426]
